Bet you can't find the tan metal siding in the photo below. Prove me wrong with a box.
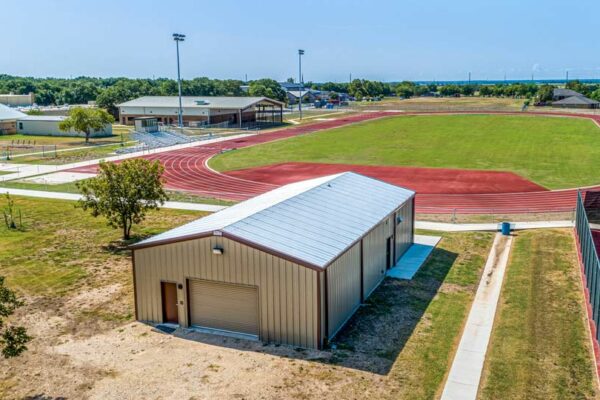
[362,220,389,298]
[327,242,361,338]
[395,197,414,262]
[189,280,259,335]
[134,236,319,349]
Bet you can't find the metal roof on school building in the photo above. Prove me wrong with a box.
[132,172,415,269]
[0,104,26,121]
[117,96,284,110]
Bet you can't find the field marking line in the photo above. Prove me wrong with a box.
[440,233,513,400]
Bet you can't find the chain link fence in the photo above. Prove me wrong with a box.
[1,144,58,160]
[575,190,600,342]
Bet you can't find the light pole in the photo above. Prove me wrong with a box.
[298,49,304,120]
[173,33,186,127]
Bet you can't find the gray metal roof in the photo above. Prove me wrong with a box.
[134,172,415,268]
[553,88,582,98]
[0,104,26,121]
[117,96,284,109]
[18,115,66,122]
[553,95,599,105]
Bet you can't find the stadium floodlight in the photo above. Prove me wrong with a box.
[298,49,305,119]
[173,33,186,128]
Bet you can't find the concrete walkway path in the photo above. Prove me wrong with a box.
[0,187,226,212]
[0,133,254,183]
[440,233,513,400]
[0,186,578,228]
[416,220,573,232]
[387,235,441,279]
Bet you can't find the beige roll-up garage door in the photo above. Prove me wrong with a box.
[188,279,259,336]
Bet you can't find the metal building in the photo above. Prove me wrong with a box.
[130,172,415,349]
[16,115,112,137]
[118,96,284,127]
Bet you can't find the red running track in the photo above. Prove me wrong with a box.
[225,162,547,194]
[70,111,600,214]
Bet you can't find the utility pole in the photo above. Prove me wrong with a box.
[566,70,569,83]
[468,72,471,84]
[173,33,186,128]
[298,49,305,120]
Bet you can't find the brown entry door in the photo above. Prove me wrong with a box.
[161,282,179,324]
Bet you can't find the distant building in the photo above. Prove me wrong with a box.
[315,91,350,103]
[552,88,582,101]
[552,95,600,109]
[280,82,305,92]
[1,104,112,136]
[0,92,35,107]
[550,88,599,109]
[118,96,284,127]
[16,115,113,137]
[286,90,317,105]
[0,104,26,134]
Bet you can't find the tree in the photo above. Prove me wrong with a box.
[537,84,555,102]
[59,107,115,143]
[395,84,414,99]
[247,79,287,102]
[77,159,169,240]
[0,277,30,358]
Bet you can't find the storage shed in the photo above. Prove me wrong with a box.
[131,172,415,349]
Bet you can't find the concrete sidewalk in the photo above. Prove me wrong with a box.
[0,186,580,229]
[387,235,441,279]
[416,220,573,232]
[441,233,513,400]
[0,187,226,212]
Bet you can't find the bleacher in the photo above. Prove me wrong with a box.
[115,128,218,154]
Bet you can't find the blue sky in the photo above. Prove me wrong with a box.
[2,0,600,82]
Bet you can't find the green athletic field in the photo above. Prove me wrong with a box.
[209,114,600,189]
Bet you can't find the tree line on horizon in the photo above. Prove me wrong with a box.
[2,74,600,115]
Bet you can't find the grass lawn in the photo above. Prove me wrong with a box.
[326,230,494,399]
[352,96,524,112]
[0,180,81,193]
[210,114,600,189]
[6,143,136,165]
[0,193,495,398]
[478,229,598,399]
[0,196,203,296]
[0,126,133,148]
[0,180,236,206]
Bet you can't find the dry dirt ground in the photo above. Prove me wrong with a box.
[1,225,491,400]
[0,274,464,400]
[0,280,425,399]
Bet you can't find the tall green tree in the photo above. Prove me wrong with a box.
[0,277,30,358]
[247,79,286,102]
[77,159,169,240]
[59,107,115,143]
[537,84,555,102]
